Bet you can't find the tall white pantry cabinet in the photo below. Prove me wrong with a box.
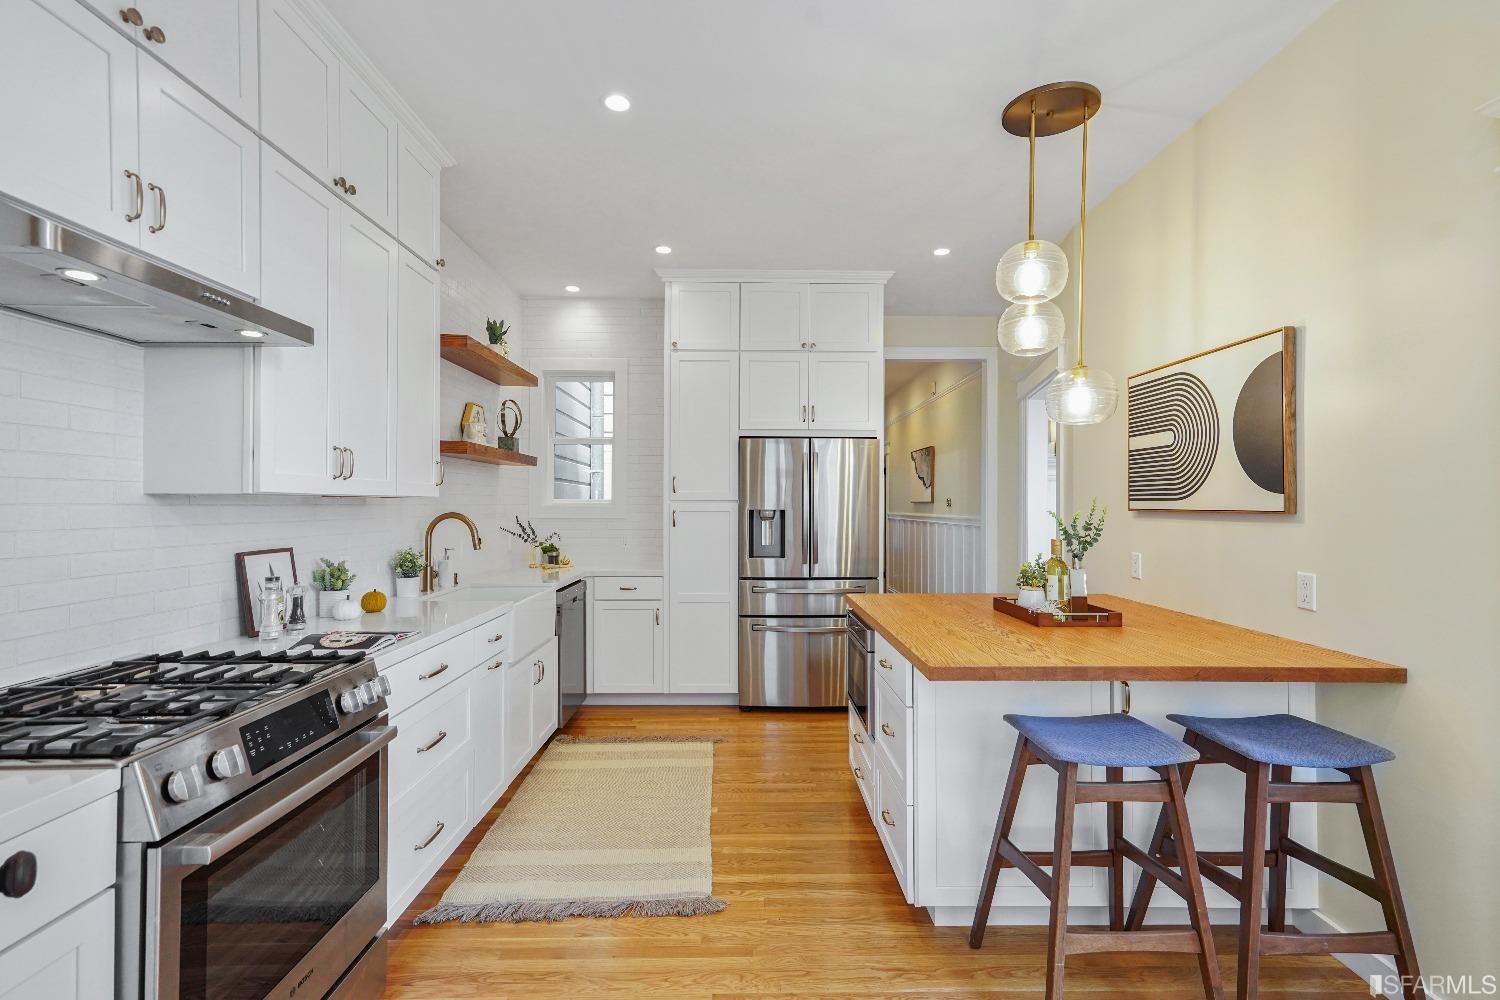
[660,271,890,698]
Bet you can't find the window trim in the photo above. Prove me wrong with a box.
[530,356,629,519]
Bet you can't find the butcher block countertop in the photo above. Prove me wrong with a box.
[846,593,1407,684]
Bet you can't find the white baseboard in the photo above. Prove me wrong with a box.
[1293,910,1433,1000]
[582,693,740,707]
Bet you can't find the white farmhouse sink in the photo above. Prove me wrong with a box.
[429,585,555,656]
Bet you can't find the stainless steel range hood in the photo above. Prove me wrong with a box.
[0,200,312,347]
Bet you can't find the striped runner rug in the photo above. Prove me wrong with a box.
[414,735,726,924]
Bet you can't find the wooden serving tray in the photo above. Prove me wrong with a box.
[992,596,1124,628]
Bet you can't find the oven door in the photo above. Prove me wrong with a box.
[845,618,871,727]
[145,724,394,1000]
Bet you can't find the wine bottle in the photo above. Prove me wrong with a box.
[1044,538,1070,610]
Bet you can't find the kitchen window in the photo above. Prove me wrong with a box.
[533,357,629,517]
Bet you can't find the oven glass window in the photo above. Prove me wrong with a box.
[178,755,380,1000]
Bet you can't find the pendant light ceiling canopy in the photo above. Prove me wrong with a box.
[994,81,1119,425]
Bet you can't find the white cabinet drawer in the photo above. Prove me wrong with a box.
[381,630,477,718]
[849,728,872,817]
[473,616,511,658]
[0,888,113,1000]
[388,748,470,922]
[872,632,913,707]
[390,679,472,805]
[0,796,115,954]
[593,577,663,601]
[872,673,912,803]
[874,750,913,902]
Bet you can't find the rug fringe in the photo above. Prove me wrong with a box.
[552,734,725,744]
[413,895,728,925]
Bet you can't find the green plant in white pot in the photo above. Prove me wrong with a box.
[312,558,356,617]
[391,548,425,598]
[1015,555,1048,611]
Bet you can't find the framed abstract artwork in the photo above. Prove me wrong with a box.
[1126,327,1296,514]
[235,547,298,638]
[909,445,935,503]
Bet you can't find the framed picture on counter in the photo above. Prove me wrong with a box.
[235,547,298,638]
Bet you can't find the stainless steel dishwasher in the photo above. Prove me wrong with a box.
[556,580,587,728]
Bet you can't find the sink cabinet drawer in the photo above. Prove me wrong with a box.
[593,577,663,601]
[389,679,472,803]
[872,633,913,707]
[874,750,913,901]
[382,630,477,718]
[0,796,116,954]
[473,615,511,658]
[872,670,912,803]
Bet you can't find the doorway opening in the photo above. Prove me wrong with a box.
[1017,363,1065,572]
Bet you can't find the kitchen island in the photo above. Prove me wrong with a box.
[843,593,1407,927]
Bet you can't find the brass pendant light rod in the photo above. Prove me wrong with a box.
[1076,105,1089,368]
[1027,99,1037,241]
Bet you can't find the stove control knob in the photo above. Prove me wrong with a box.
[207,746,247,781]
[164,767,204,804]
[375,675,392,697]
[337,689,365,714]
[358,679,384,705]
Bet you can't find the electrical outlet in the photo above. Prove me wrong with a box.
[1296,571,1317,611]
[1130,552,1143,580]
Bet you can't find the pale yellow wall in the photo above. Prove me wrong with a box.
[886,363,984,517]
[1059,0,1500,977]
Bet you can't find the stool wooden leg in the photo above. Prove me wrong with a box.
[1266,764,1292,934]
[1164,764,1224,1000]
[1352,766,1424,1000]
[1125,737,1199,930]
[1107,765,1124,931]
[970,738,1031,949]
[1238,762,1271,1000]
[1045,763,1079,1000]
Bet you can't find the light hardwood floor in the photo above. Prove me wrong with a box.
[385,707,1370,998]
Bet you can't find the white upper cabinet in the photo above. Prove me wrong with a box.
[332,205,398,495]
[397,124,441,265]
[136,57,260,296]
[740,352,809,432]
[395,247,440,497]
[808,283,882,351]
[337,71,398,231]
[670,352,738,501]
[739,282,809,351]
[255,146,339,493]
[808,353,882,433]
[669,282,739,350]
[0,0,140,246]
[258,0,339,178]
[129,0,260,124]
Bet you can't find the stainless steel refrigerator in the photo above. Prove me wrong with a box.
[738,437,880,707]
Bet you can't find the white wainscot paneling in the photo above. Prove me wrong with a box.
[884,515,982,594]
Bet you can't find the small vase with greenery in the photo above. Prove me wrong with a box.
[391,547,425,597]
[1049,499,1107,606]
[540,542,561,566]
[485,318,510,356]
[498,517,561,567]
[312,558,356,616]
[1015,555,1048,610]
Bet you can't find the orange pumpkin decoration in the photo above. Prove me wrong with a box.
[360,589,388,613]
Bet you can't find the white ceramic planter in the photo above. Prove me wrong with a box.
[1016,587,1046,611]
[318,590,351,617]
[394,577,421,598]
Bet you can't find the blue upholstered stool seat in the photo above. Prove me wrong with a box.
[1168,713,1394,769]
[1004,713,1199,768]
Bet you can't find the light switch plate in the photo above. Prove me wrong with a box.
[1296,571,1317,611]
[1130,552,1143,580]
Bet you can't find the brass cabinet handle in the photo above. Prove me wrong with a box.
[416,730,447,753]
[852,731,863,744]
[881,722,896,738]
[124,170,144,221]
[619,586,637,591]
[435,258,446,268]
[119,7,143,25]
[333,176,348,192]
[801,404,807,422]
[671,511,676,527]
[436,460,445,486]
[331,446,342,480]
[346,447,355,479]
[488,632,504,643]
[672,475,678,494]
[540,661,545,682]
[811,404,816,423]
[1121,680,1132,715]
[414,821,445,851]
[655,608,661,626]
[671,340,679,349]
[418,662,449,681]
[346,181,358,195]
[878,657,892,670]
[487,659,503,671]
[880,809,895,827]
[853,766,864,780]
[143,24,165,43]
[533,660,542,684]
[147,182,166,233]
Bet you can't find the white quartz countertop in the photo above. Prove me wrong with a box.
[0,767,120,844]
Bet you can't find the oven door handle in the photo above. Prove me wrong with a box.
[749,624,848,635]
[750,585,866,595]
[162,725,396,869]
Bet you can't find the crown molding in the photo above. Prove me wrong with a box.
[296,0,457,168]
[654,269,894,285]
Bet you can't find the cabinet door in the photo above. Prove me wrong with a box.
[808,353,881,433]
[394,249,439,497]
[669,282,739,350]
[668,503,737,693]
[471,655,507,809]
[0,0,140,247]
[397,126,441,265]
[332,206,397,494]
[258,0,339,179]
[592,602,662,693]
[0,890,114,1000]
[739,282,808,351]
[338,71,398,231]
[139,0,259,123]
[808,284,882,351]
[669,352,738,501]
[255,147,339,493]
[502,656,533,782]
[137,57,261,296]
[739,352,808,432]
[532,637,560,750]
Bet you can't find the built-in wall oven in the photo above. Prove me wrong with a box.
[845,611,873,729]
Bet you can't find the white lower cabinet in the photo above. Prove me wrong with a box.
[502,652,535,784]
[532,637,560,750]
[591,601,663,693]
[0,889,114,1000]
[667,504,738,693]
[471,649,509,812]
[388,745,470,920]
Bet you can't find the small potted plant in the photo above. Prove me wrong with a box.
[485,317,510,357]
[1015,555,1048,610]
[391,547,425,598]
[497,517,561,568]
[311,558,356,617]
[540,541,561,566]
[1050,498,1108,606]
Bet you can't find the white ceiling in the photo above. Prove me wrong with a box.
[323,0,1330,315]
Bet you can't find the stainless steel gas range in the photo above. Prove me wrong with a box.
[0,649,395,1000]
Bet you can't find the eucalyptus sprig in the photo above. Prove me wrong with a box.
[496,517,559,548]
[1016,555,1048,589]
[1049,499,1108,565]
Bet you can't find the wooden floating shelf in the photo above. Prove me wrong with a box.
[439,334,539,387]
[439,440,538,467]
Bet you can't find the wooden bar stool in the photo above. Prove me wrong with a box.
[1126,714,1422,1000]
[970,713,1224,1000]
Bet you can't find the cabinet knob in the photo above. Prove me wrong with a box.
[881,722,896,738]
[853,766,864,780]
[119,7,142,26]
[801,342,808,349]
[333,176,348,192]
[880,809,895,827]
[0,851,37,899]
[435,258,446,268]
[346,181,358,196]
[143,24,166,43]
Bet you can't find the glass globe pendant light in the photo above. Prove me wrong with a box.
[1044,95,1119,425]
[995,97,1068,309]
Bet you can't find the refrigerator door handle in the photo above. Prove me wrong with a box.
[750,585,866,595]
[809,446,819,569]
[750,624,847,635]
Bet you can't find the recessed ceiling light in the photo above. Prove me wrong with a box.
[564,285,580,293]
[57,267,101,282]
[237,329,266,339]
[655,246,672,255]
[602,93,631,112]
[932,248,951,256]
